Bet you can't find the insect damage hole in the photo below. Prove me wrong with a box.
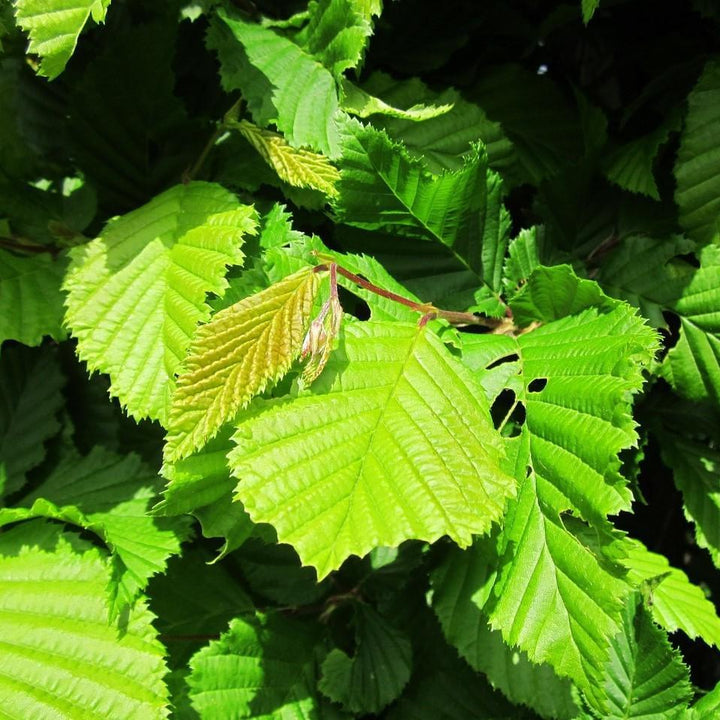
[490,389,526,438]
[528,378,547,393]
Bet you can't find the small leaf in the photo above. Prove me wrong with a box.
[229,321,515,579]
[13,0,111,79]
[231,119,340,197]
[319,604,412,714]
[164,267,323,462]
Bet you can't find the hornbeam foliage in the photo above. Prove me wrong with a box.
[3,0,720,717]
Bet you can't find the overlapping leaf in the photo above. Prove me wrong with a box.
[228,321,515,579]
[208,9,341,157]
[13,0,111,79]
[0,249,68,346]
[0,345,64,497]
[0,523,169,719]
[164,266,323,462]
[0,446,190,613]
[675,59,720,243]
[619,538,720,648]
[334,117,510,314]
[187,612,323,719]
[591,595,692,719]
[460,267,657,695]
[64,182,256,424]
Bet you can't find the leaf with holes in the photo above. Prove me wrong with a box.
[64,182,257,425]
[228,321,515,579]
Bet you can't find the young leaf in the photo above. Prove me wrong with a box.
[164,267,323,462]
[619,538,720,648]
[691,681,720,719]
[0,249,68,346]
[13,0,111,80]
[591,595,692,719]
[230,119,340,197]
[0,345,64,497]
[0,523,169,718]
[208,9,341,157]
[334,118,510,314]
[228,321,516,579]
[186,612,323,719]
[675,59,720,244]
[319,603,412,714]
[64,182,257,424]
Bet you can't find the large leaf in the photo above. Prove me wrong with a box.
[64,182,256,424]
[164,266,323,462]
[619,538,720,648]
[675,59,720,244]
[0,447,190,613]
[319,603,412,714]
[0,249,68,347]
[228,321,515,579]
[209,9,341,157]
[0,345,64,497]
[13,0,111,79]
[334,118,510,314]
[186,611,323,719]
[0,523,169,719]
[461,268,658,695]
[592,595,692,719]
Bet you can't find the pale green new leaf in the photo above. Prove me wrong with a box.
[660,434,720,569]
[13,0,111,79]
[64,182,257,424]
[0,345,64,497]
[319,604,412,714]
[164,267,323,462]
[334,117,510,314]
[229,321,515,579]
[209,9,341,157]
[231,119,340,197]
[0,249,68,347]
[1,447,189,613]
[675,59,720,243]
[594,596,692,719]
[0,524,169,719]
[620,538,720,647]
[431,539,579,720]
[187,612,322,719]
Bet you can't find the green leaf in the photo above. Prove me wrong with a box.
[691,682,720,719]
[319,603,412,714]
[1,446,190,613]
[209,9,341,157]
[334,117,510,314]
[659,434,720,569]
[582,0,600,23]
[0,345,64,497]
[64,182,257,425]
[0,523,169,719]
[0,249,68,347]
[592,595,692,719]
[463,271,657,694]
[431,539,579,720]
[187,611,323,719]
[300,0,377,76]
[164,266,323,462]
[231,119,340,197]
[619,538,720,648]
[13,0,111,79]
[228,321,515,579]
[356,72,517,178]
[675,59,720,243]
